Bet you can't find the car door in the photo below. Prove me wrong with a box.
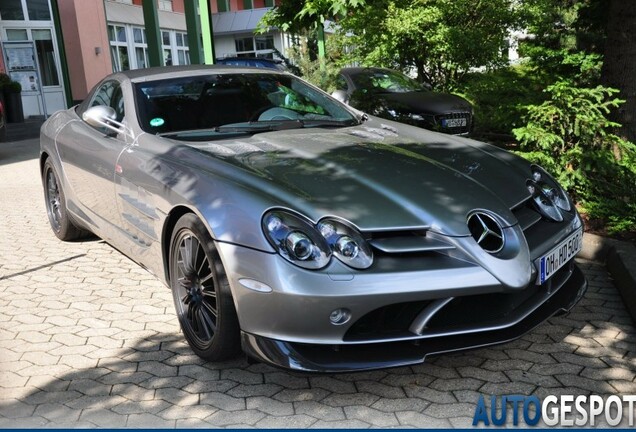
[57,79,129,236]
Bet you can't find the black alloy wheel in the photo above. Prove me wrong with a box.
[169,214,240,360]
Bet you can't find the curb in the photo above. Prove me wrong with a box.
[580,232,636,323]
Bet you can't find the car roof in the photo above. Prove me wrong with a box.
[216,57,283,63]
[340,67,392,76]
[116,65,285,83]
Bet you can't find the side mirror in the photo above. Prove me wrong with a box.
[82,105,124,135]
[331,90,349,104]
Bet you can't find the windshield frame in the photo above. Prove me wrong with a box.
[133,71,360,138]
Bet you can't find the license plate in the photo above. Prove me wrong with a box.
[442,118,467,128]
[537,228,582,284]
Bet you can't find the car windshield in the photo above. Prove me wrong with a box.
[134,73,358,138]
[350,69,426,93]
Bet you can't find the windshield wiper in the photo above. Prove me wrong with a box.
[159,118,357,139]
[300,118,357,128]
[216,120,304,133]
[158,120,304,138]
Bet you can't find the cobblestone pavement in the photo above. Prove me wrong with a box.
[1,139,635,428]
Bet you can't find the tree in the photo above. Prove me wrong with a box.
[258,0,366,63]
[334,0,520,90]
[601,0,636,143]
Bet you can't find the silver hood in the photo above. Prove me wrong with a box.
[188,124,533,236]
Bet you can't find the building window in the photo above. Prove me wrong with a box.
[161,30,189,66]
[132,27,149,69]
[26,0,51,20]
[0,0,25,20]
[235,35,274,58]
[265,0,274,6]
[217,0,229,13]
[33,29,59,85]
[158,0,173,11]
[175,32,190,65]
[242,0,253,9]
[108,24,130,72]
[6,29,28,41]
[162,30,173,65]
[109,23,189,70]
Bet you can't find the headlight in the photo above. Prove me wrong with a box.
[527,179,563,222]
[317,218,373,269]
[262,210,374,270]
[262,210,331,269]
[530,165,572,212]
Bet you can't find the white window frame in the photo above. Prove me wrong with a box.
[175,31,190,66]
[0,0,52,22]
[132,26,149,70]
[108,23,189,70]
[234,34,275,58]
[158,0,173,11]
[108,24,130,72]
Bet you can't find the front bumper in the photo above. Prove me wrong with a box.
[240,263,587,372]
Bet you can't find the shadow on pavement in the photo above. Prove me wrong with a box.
[0,138,39,167]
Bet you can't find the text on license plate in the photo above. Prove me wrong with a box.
[442,118,467,128]
[537,228,583,284]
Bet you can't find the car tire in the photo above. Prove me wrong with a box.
[42,159,90,241]
[169,214,241,361]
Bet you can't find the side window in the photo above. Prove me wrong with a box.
[85,80,126,129]
[91,81,117,108]
[335,75,349,92]
[111,86,125,122]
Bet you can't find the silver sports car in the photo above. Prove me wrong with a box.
[40,66,587,372]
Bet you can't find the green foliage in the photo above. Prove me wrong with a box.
[4,80,21,93]
[257,0,365,34]
[513,80,636,233]
[457,65,545,137]
[285,44,342,92]
[334,0,520,90]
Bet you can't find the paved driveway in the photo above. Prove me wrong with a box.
[1,139,634,428]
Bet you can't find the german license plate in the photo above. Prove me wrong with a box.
[442,118,467,128]
[537,228,583,284]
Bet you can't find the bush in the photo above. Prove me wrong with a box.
[286,44,342,93]
[457,65,546,139]
[4,81,21,93]
[513,80,636,234]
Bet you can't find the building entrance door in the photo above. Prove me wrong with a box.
[0,0,67,117]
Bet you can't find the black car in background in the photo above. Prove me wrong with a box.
[215,56,289,71]
[333,67,473,135]
[215,56,302,76]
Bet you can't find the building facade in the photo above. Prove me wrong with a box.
[0,0,288,117]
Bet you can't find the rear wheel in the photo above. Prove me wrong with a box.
[42,159,89,240]
[169,214,240,361]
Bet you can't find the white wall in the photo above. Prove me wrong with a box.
[213,35,236,58]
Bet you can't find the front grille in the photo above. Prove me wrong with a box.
[435,111,472,135]
[344,301,433,341]
[343,261,574,342]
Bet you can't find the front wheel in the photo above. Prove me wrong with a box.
[169,214,240,361]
